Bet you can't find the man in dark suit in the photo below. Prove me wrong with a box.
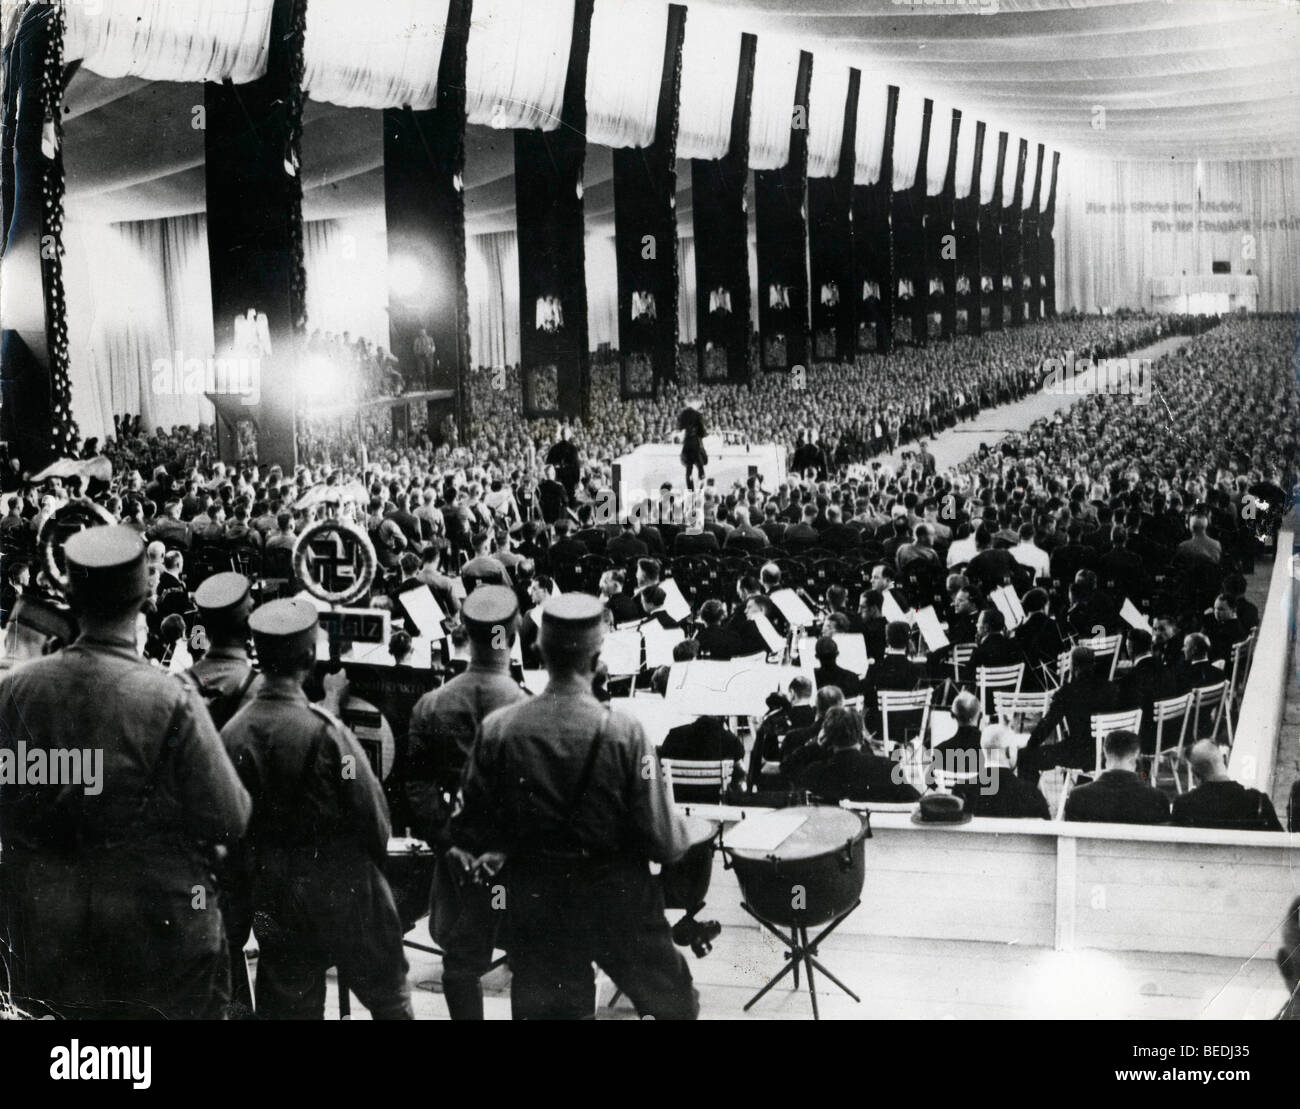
[659,715,745,803]
[545,518,588,576]
[780,686,844,778]
[793,706,920,804]
[857,590,888,662]
[695,599,762,660]
[965,525,1017,595]
[933,692,983,763]
[1063,730,1170,825]
[749,677,816,787]
[1202,594,1247,665]
[606,520,649,562]
[1014,588,1066,687]
[1171,740,1283,832]
[1174,632,1224,694]
[1116,627,1179,751]
[970,607,1024,670]
[782,505,821,551]
[812,637,862,698]
[817,506,860,552]
[1017,646,1119,784]
[953,725,1050,819]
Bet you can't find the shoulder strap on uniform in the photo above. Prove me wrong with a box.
[559,712,610,850]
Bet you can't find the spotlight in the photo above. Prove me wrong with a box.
[390,255,423,298]
[298,354,340,398]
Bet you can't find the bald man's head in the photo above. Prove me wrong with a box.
[1187,739,1229,784]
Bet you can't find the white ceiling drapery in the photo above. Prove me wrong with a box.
[924,99,954,197]
[303,0,450,111]
[465,0,575,132]
[805,57,850,179]
[853,79,890,187]
[979,128,1003,206]
[586,0,670,149]
[890,86,926,192]
[1002,133,1024,206]
[952,108,977,201]
[747,33,801,172]
[63,0,272,84]
[676,3,743,161]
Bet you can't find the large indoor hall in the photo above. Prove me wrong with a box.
[1,0,1298,1053]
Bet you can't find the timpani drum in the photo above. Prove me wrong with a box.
[725,806,868,928]
[660,816,719,911]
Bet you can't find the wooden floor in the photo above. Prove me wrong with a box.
[321,922,1290,1020]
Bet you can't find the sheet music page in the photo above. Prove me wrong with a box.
[659,578,693,622]
[397,584,447,641]
[770,588,816,628]
[915,605,950,651]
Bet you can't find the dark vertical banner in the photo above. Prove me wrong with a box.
[754,49,812,372]
[0,2,77,471]
[851,85,898,355]
[691,32,756,386]
[957,120,985,336]
[383,0,473,444]
[1042,150,1060,318]
[927,107,960,341]
[808,67,859,363]
[613,3,686,400]
[1024,142,1045,322]
[515,0,594,421]
[1004,136,1028,327]
[980,130,1008,332]
[892,98,932,347]
[204,0,307,473]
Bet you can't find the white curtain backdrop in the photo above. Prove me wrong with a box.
[676,3,742,162]
[586,0,669,149]
[924,99,955,197]
[64,0,271,83]
[303,216,390,349]
[465,0,574,132]
[890,87,925,192]
[1023,143,1042,209]
[1056,156,1300,314]
[747,34,801,172]
[304,0,449,110]
[466,230,520,368]
[1041,151,1056,213]
[677,231,697,344]
[806,58,850,179]
[585,234,619,351]
[853,79,889,187]
[63,215,216,443]
[953,109,977,201]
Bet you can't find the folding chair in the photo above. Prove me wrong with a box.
[662,758,733,804]
[1148,693,1193,793]
[1190,680,1232,748]
[948,643,976,686]
[975,663,1025,718]
[1077,633,1121,680]
[1225,635,1254,717]
[878,688,934,792]
[1052,708,1142,820]
[993,690,1053,735]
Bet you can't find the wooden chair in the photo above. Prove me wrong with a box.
[1077,633,1122,680]
[1190,680,1232,747]
[948,643,976,685]
[1053,708,1142,820]
[1225,635,1254,716]
[993,690,1053,735]
[1148,693,1193,793]
[878,688,934,792]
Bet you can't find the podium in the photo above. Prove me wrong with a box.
[611,437,786,508]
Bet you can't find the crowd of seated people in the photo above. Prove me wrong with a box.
[1,314,1296,835]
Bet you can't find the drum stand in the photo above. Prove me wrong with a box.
[740,900,862,1020]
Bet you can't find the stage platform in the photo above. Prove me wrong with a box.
[611,437,786,508]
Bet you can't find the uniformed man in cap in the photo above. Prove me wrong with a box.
[220,597,413,1019]
[185,571,258,730]
[453,592,699,1020]
[405,584,527,1019]
[0,525,251,1019]
[184,571,260,1016]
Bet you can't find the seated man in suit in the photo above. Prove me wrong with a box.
[545,517,588,577]
[780,685,844,779]
[812,636,862,698]
[695,598,762,660]
[749,677,816,788]
[1016,646,1119,785]
[659,714,746,803]
[933,691,983,766]
[1202,593,1247,666]
[1014,587,1066,688]
[953,723,1050,820]
[1116,627,1178,752]
[1063,730,1170,825]
[794,706,920,805]
[1171,739,1283,832]
[970,607,1024,672]
[861,620,929,743]
[857,590,888,663]
[1174,631,1224,694]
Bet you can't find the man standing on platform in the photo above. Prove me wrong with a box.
[405,586,527,1020]
[546,426,581,507]
[453,593,698,1019]
[678,402,708,492]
